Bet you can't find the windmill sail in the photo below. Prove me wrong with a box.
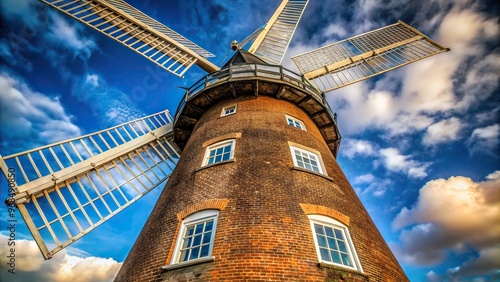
[0,111,179,259]
[248,0,309,65]
[40,0,219,77]
[291,21,450,92]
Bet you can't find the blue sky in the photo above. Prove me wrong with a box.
[0,0,499,281]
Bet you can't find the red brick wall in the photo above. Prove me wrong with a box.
[115,95,408,281]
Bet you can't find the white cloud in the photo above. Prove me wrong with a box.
[72,73,145,127]
[46,13,97,61]
[0,72,82,153]
[354,173,375,184]
[392,172,500,275]
[378,148,429,178]
[425,270,442,282]
[467,124,500,155]
[340,138,376,159]
[423,117,462,146]
[363,178,392,198]
[449,245,500,277]
[319,1,499,146]
[322,22,348,39]
[0,234,121,282]
[86,74,99,87]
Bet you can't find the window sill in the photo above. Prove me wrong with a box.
[292,166,333,181]
[196,159,235,171]
[318,262,368,281]
[162,256,215,271]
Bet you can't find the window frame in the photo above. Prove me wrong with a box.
[202,139,236,167]
[289,145,326,175]
[308,214,363,272]
[220,104,237,117]
[170,210,219,265]
[285,114,306,130]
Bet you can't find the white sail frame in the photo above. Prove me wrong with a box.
[0,111,179,259]
[40,0,219,77]
[292,21,450,92]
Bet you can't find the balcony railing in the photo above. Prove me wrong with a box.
[174,63,326,121]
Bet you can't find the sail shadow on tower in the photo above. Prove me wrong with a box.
[0,0,449,281]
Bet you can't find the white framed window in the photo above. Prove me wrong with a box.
[285,115,306,130]
[290,145,325,174]
[203,139,235,166]
[221,104,237,117]
[171,210,219,264]
[309,215,362,271]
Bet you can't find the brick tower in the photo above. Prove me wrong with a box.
[115,50,409,281]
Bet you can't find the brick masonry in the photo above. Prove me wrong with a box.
[115,94,409,281]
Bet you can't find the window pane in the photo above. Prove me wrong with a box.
[195,224,204,234]
[327,237,336,249]
[325,227,334,237]
[193,234,202,245]
[334,229,344,240]
[338,241,347,253]
[317,235,327,247]
[202,233,211,244]
[205,221,213,231]
[331,250,341,264]
[319,247,330,261]
[181,250,189,262]
[215,155,222,163]
[187,226,195,236]
[190,247,200,260]
[200,245,210,257]
[182,237,193,248]
[341,253,353,267]
[314,224,324,235]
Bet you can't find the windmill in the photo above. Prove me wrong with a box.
[1,0,449,281]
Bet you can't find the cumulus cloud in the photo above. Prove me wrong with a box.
[392,172,500,276]
[0,72,82,153]
[467,124,500,155]
[353,174,391,197]
[423,117,462,146]
[0,234,121,282]
[341,139,430,179]
[340,138,377,159]
[310,0,499,152]
[450,246,500,277]
[378,148,429,178]
[354,173,375,184]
